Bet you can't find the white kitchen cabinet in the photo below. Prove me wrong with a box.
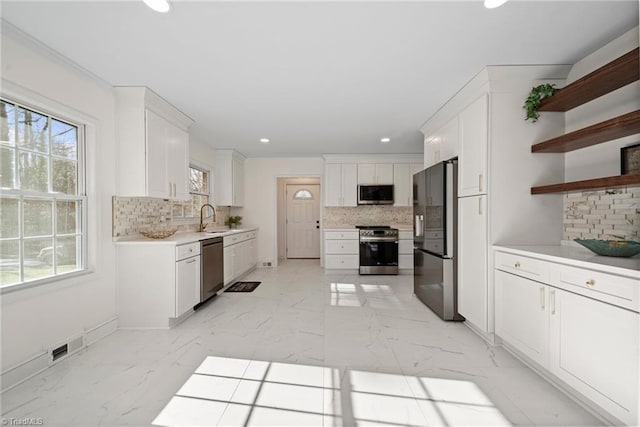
[176,249,201,318]
[495,270,549,367]
[324,230,359,269]
[357,163,393,185]
[550,288,638,425]
[458,94,488,197]
[115,87,193,199]
[223,230,258,285]
[398,231,414,269]
[117,241,200,329]
[494,247,639,426]
[458,195,488,331]
[324,163,357,207]
[393,162,423,207]
[215,150,245,207]
[424,116,458,168]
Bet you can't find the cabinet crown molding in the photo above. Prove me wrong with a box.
[322,153,422,164]
[114,86,194,130]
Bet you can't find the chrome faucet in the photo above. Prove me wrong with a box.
[199,204,216,232]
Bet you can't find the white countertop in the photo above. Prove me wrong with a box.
[115,227,259,245]
[494,244,640,277]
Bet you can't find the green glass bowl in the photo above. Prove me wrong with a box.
[574,239,640,257]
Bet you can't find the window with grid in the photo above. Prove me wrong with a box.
[0,98,86,288]
[173,165,211,218]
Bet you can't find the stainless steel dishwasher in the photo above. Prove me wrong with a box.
[200,237,224,304]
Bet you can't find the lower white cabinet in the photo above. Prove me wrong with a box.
[495,270,549,367]
[117,241,200,329]
[494,248,639,425]
[176,252,200,318]
[549,288,638,425]
[223,230,258,285]
[398,231,413,269]
[324,230,359,269]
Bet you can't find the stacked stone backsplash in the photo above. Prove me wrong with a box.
[112,196,230,238]
[324,206,413,227]
[563,186,640,242]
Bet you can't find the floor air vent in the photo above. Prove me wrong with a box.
[51,336,84,363]
[51,344,67,362]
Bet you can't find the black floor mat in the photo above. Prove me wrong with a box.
[225,281,261,292]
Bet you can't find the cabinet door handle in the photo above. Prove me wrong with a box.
[550,289,556,315]
[478,198,483,215]
[514,261,520,268]
[186,259,196,264]
[540,287,545,310]
[479,174,483,192]
[585,279,595,288]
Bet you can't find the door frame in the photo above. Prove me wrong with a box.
[273,175,322,268]
[285,183,321,259]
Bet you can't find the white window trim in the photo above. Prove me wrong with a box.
[1,80,97,294]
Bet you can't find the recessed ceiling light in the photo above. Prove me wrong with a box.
[381,137,391,143]
[259,138,270,144]
[484,0,509,8]
[143,0,172,13]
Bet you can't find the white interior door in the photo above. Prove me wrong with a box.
[286,184,320,259]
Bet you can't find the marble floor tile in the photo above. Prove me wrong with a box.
[1,259,603,426]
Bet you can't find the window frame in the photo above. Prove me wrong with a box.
[0,96,88,290]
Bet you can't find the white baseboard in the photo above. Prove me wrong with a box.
[1,316,118,393]
[85,317,118,346]
[0,351,49,393]
[463,319,496,345]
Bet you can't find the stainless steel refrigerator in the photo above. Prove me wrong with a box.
[413,159,464,321]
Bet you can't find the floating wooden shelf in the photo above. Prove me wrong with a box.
[531,110,640,153]
[538,48,639,112]
[531,174,640,194]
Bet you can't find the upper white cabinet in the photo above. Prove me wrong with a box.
[357,163,393,184]
[115,87,193,199]
[394,162,425,207]
[458,94,488,197]
[324,163,357,207]
[215,150,245,207]
[424,116,458,168]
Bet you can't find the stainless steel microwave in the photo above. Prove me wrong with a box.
[357,185,394,205]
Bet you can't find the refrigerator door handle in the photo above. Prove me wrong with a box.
[415,215,424,237]
[445,162,455,258]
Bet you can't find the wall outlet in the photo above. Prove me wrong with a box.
[262,261,272,267]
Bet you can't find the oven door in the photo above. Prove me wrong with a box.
[359,238,399,274]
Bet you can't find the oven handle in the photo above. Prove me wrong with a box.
[360,237,399,243]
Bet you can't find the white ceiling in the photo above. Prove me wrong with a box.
[1,1,638,157]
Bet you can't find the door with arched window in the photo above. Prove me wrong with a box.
[286,184,320,258]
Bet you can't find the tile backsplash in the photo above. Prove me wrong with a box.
[563,186,640,241]
[323,206,413,227]
[112,196,230,237]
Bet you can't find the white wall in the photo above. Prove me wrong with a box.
[238,158,324,266]
[189,136,216,174]
[564,27,640,182]
[0,26,118,378]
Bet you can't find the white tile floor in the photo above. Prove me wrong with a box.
[1,260,603,426]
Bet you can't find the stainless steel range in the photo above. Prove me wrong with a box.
[357,226,399,275]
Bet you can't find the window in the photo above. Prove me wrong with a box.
[0,98,86,287]
[293,189,314,200]
[173,165,210,218]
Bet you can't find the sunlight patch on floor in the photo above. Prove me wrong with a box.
[153,356,511,427]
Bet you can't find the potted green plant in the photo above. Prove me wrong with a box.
[523,83,556,122]
[226,215,242,229]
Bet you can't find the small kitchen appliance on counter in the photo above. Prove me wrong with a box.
[413,159,464,321]
[358,225,399,275]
